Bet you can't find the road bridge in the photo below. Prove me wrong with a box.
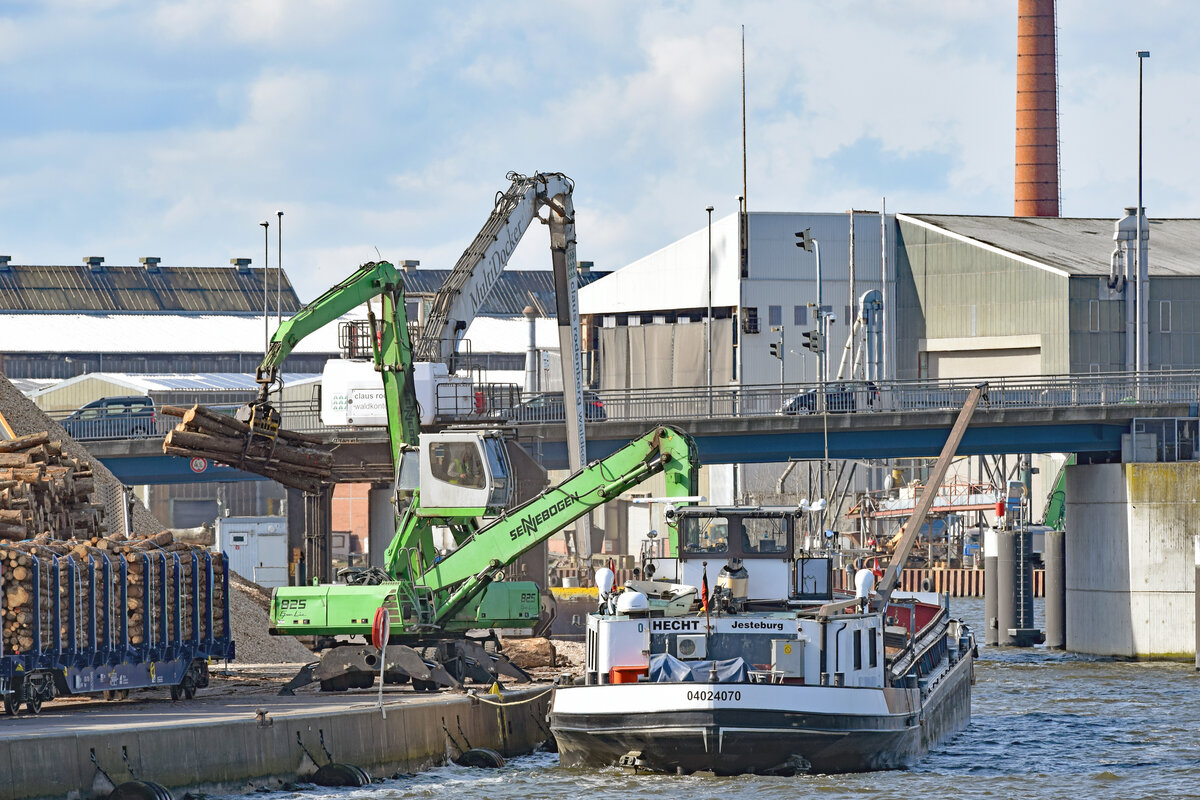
[62,371,1200,478]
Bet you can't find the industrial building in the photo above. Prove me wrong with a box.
[580,210,889,391]
[577,207,1200,538]
[895,212,1200,378]
[0,256,318,378]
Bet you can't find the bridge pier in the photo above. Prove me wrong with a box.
[368,485,395,570]
[304,485,333,584]
[1066,462,1198,659]
[1043,529,1066,649]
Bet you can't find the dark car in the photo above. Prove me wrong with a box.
[505,391,608,423]
[781,382,878,415]
[61,396,158,439]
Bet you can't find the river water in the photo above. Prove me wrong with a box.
[224,599,1200,800]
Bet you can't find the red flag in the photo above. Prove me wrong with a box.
[701,564,710,612]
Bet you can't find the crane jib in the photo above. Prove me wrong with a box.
[509,495,578,541]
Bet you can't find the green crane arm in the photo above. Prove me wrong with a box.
[421,425,698,608]
[253,260,421,462]
[1041,454,1075,530]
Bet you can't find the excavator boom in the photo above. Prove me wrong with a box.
[248,260,421,462]
[873,382,988,610]
[423,425,697,593]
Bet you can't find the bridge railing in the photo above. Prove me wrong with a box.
[526,370,1200,426]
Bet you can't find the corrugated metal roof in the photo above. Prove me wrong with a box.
[30,372,320,398]
[399,269,609,316]
[0,313,342,353]
[902,215,1200,277]
[0,264,303,313]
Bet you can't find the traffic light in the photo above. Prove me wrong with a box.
[802,329,824,353]
[769,339,782,360]
[795,228,814,252]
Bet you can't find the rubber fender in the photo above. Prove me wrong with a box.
[540,735,559,754]
[312,762,372,787]
[454,748,506,769]
[108,780,172,800]
[921,578,932,592]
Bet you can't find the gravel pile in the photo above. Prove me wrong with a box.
[0,372,314,665]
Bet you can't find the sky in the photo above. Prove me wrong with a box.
[1,0,1197,302]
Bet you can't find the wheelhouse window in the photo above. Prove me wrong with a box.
[740,516,789,554]
[681,516,729,554]
[428,441,486,489]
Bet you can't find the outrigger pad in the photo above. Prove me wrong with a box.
[387,645,460,689]
[278,662,320,696]
[277,646,464,695]
[442,640,533,684]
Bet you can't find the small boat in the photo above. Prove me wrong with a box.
[549,504,977,775]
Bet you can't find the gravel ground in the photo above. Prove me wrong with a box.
[0,372,315,665]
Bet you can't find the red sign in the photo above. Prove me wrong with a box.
[371,607,391,650]
[189,457,208,474]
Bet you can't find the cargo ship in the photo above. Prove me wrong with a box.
[549,504,976,775]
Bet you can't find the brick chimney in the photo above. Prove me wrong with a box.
[1015,0,1060,216]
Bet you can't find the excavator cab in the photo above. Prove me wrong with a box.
[408,430,512,516]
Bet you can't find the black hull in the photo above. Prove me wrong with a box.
[552,652,973,775]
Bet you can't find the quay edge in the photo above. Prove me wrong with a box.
[0,687,551,800]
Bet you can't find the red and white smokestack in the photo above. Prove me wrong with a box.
[1015,0,1060,217]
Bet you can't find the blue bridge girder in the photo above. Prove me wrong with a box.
[509,404,1193,470]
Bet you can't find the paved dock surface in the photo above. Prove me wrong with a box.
[0,664,554,800]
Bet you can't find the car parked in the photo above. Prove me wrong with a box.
[781,382,879,415]
[61,396,158,439]
[504,391,608,423]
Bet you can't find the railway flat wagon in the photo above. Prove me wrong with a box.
[1,545,235,714]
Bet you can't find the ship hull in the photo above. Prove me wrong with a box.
[551,647,973,775]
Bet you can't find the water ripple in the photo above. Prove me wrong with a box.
[215,599,1200,800]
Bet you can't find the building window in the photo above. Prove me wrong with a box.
[1089,299,1100,333]
[1089,363,1101,374]
[853,629,862,670]
[1160,301,1172,333]
[768,305,782,326]
[742,307,759,334]
[794,306,807,326]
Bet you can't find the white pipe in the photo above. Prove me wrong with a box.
[880,199,889,380]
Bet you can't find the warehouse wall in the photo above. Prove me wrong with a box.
[895,220,1071,378]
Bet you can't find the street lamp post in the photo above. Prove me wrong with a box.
[276,210,284,329]
[706,205,714,415]
[1136,49,1150,375]
[260,220,270,355]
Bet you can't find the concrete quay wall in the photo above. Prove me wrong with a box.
[1066,462,1198,658]
[0,688,552,800]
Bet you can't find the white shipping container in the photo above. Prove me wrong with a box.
[321,359,473,426]
[216,516,288,588]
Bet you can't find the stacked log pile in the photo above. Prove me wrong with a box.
[1,530,227,655]
[0,432,105,542]
[161,405,332,493]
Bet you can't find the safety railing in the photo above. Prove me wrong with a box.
[44,370,1200,440]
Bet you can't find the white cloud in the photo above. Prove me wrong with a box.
[0,0,1195,304]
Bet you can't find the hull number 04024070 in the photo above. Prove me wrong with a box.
[686,689,742,702]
